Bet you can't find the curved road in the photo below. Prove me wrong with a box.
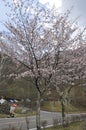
[0,111,85,130]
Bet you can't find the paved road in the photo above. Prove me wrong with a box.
[0,111,61,130]
[0,111,85,130]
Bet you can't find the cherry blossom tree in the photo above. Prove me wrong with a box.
[52,41,86,126]
[0,0,86,129]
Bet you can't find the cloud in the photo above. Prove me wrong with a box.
[39,0,62,11]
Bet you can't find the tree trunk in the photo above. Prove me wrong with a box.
[61,99,65,127]
[36,89,41,130]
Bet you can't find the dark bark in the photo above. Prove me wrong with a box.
[36,90,41,130]
[35,78,41,130]
[61,97,65,127]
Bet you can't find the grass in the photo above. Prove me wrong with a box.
[0,112,35,118]
[0,107,36,118]
[45,121,86,130]
[0,100,86,118]
[0,113,8,118]
[15,110,36,117]
[41,101,86,113]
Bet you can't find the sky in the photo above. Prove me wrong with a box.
[39,0,62,11]
[0,0,86,31]
[62,0,86,26]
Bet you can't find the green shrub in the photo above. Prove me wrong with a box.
[0,103,10,114]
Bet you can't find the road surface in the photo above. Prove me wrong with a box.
[0,111,85,130]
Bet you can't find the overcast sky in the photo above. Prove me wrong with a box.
[0,0,86,31]
[62,0,86,26]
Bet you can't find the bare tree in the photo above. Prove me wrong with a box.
[0,0,85,129]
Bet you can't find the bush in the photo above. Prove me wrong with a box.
[53,118,61,127]
[0,103,10,115]
[41,120,47,129]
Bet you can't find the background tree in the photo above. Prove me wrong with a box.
[52,42,86,126]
